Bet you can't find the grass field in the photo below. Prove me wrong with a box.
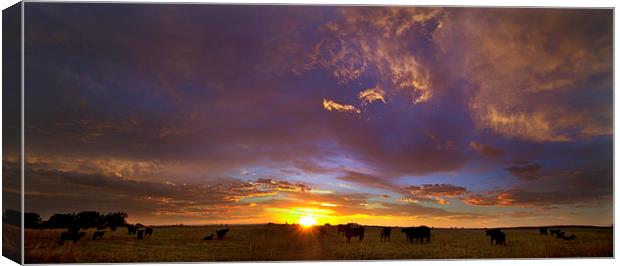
[24,225,613,263]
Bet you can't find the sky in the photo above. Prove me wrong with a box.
[9,4,613,227]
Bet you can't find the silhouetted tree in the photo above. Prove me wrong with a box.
[104,212,127,231]
[24,212,41,228]
[76,211,104,229]
[43,213,76,228]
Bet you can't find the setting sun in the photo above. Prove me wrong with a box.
[299,215,317,227]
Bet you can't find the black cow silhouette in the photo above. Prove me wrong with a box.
[92,230,105,240]
[341,224,365,243]
[556,231,566,239]
[550,229,561,236]
[380,227,392,242]
[216,228,229,240]
[485,229,505,245]
[59,231,86,244]
[145,227,153,237]
[539,227,548,235]
[203,234,214,240]
[401,226,431,244]
[137,229,145,240]
[127,224,137,235]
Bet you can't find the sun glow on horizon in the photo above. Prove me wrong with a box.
[299,215,317,227]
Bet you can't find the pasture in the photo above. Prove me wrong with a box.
[24,225,613,263]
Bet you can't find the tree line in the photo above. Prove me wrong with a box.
[3,209,128,229]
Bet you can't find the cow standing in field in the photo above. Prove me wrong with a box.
[485,229,505,245]
[549,229,560,236]
[145,227,153,237]
[556,231,566,239]
[380,227,392,242]
[342,225,365,243]
[92,230,105,240]
[216,228,229,240]
[137,229,145,240]
[539,227,548,235]
[127,224,137,235]
[401,226,431,244]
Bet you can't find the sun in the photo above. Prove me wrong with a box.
[299,215,317,227]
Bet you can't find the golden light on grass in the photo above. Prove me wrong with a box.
[298,215,317,228]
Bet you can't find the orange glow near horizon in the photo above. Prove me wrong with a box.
[299,214,317,227]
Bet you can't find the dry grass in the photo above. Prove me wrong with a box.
[24,225,613,263]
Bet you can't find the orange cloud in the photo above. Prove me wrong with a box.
[322,99,361,114]
[358,86,387,104]
[435,9,612,142]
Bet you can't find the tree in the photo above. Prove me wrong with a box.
[104,212,128,230]
[24,212,41,228]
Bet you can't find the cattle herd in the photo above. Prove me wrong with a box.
[541,227,577,241]
[57,222,579,247]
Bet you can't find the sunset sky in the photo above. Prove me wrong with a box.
[13,4,613,227]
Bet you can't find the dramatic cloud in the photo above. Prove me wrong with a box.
[309,7,444,104]
[358,86,387,105]
[322,99,361,114]
[435,8,612,142]
[402,184,467,205]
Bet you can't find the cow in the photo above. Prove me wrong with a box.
[539,227,548,235]
[556,231,566,239]
[216,228,229,240]
[563,234,576,241]
[341,224,364,243]
[550,229,561,236]
[401,226,431,244]
[127,224,137,235]
[59,231,86,244]
[137,229,145,240]
[92,230,105,240]
[380,227,392,242]
[485,229,506,245]
[145,227,153,237]
[203,234,214,240]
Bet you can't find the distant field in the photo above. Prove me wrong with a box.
[24,225,613,263]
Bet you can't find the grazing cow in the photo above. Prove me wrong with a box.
[145,227,153,237]
[485,229,506,245]
[380,227,392,242]
[127,224,137,235]
[563,234,576,241]
[137,229,145,240]
[539,227,548,235]
[216,228,229,240]
[342,224,365,243]
[550,229,561,236]
[203,234,214,240]
[92,230,105,240]
[401,226,431,244]
[556,232,566,239]
[59,231,86,244]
